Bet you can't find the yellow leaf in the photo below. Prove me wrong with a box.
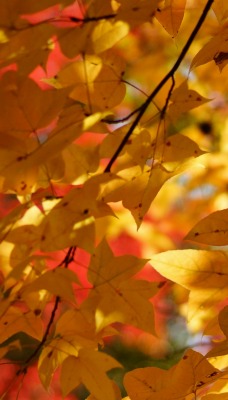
[38,309,99,389]
[191,23,228,72]
[124,349,222,400]
[156,133,205,167]
[150,250,228,322]
[156,0,187,37]
[22,268,80,303]
[168,80,210,124]
[0,24,55,75]
[87,381,122,400]
[86,239,157,333]
[62,143,100,184]
[57,52,126,112]
[212,0,228,23]
[117,0,159,28]
[185,208,228,245]
[122,166,173,228]
[206,306,228,358]
[60,349,122,399]
[0,307,43,343]
[92,20,129,53]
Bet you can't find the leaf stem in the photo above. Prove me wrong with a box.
[104,0,214,172]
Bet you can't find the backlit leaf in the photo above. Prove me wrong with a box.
[212,0,228,23]
[60,349,121,399]
[124,349,221,400]
[185,208,228,245]
[91,20,129,53]
[168,80,210,123]
[117,0,159,28]
[0,307,43,343]
[56,52,126,112]
[151,250,228,321]
[156,0,187,37]
[206,306,228,357]
[86,239,157,333]
[22,268,80,302]
[191,23,228,71]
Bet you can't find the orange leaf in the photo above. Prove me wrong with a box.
[185,208,228,246]
[124,349,222,400]
[191,23,228,72]
[168,80,210,123]
[151,250,228,322]
[156,0,187,37]
[85,239,158,333]
[206,306,228,358]
[60,349,121,399]
[0,307,43,343]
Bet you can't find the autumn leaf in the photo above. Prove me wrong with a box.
[124,349,222,400]
[60,349,121,399]
[185,208,228,245]
[156,0,187,37]
[22,268,80,303]
[84,239,158,333]
[91,20,129,54]
[150,249,228,322]
[206,306,228,358]
[212,0,228,23]
[0,307,43,344]
[117,0,159,27]
[55,52,126,112]
[168,80,210,124]
[191,23,228,71]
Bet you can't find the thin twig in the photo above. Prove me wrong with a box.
[104,0,214,172]
[18,246,76,372]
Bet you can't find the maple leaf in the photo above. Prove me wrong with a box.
[55,51,126,112]
[150,249,228,322]
[22,268,80,303]
[206,306,228,358]
[156,0,187,37]
[60,349,121,399]
[0,307,43,344]
[191,23,228,72]
[124,349,223,400]
[185,208,228,245]
[83,239,158,333]
[117,0,159,28]
[168,80,210,124]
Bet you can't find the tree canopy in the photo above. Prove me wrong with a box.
[0,0,228,399]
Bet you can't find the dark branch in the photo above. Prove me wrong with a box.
[18,246,76,373]
[104,0,214,172]
[70,14,116,23]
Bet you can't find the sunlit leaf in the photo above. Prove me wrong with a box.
[168,80,210,124]
[156,0,187,37]
[117,0,159,27]
[91,20,129,53]
[0,307,43,343]
[212,0,228,23]
[151,250,228,322]
[191,23,228,71]
[124,349,222,400]
[206,306,228,358]
[22,268,80,302]
[60,349,121,399]
[185,208,228,245]
[85,239,158,333]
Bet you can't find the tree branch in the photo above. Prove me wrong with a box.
[18,246,76,373]
[104,0,214,173]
